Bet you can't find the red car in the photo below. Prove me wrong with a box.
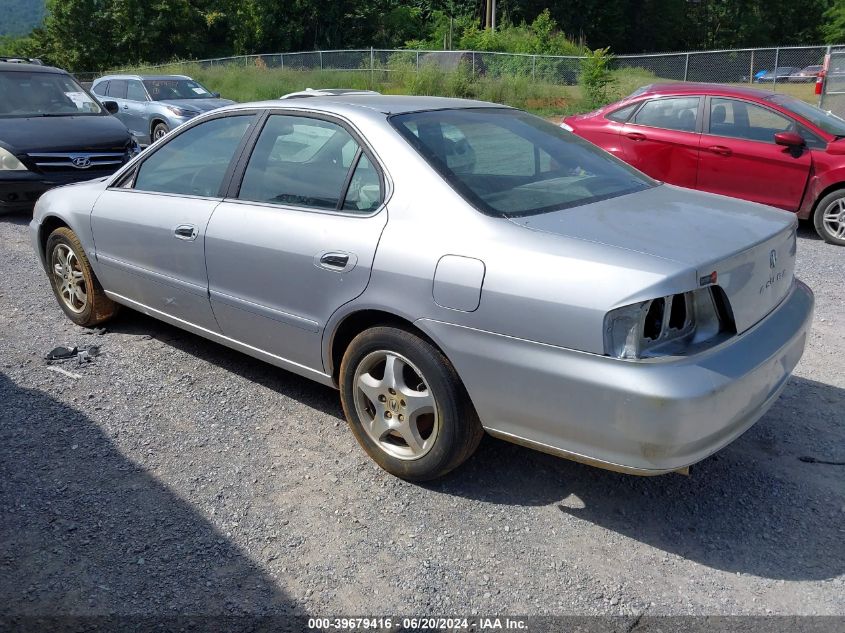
[562,83,845,245]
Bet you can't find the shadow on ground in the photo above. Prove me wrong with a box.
[432,375,845,582]
[797,219,822,241]
[106,309,344,420]
[87,310,845,583]
[0,212,33,227]
[0,373,298,619]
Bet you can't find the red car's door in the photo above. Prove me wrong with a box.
[619,96,701,188]
[697,97,812,211]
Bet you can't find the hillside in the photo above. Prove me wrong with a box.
[0,0,46,37]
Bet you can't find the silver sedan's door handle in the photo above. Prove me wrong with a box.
[320,253,349,268]
[315,251,357,272]
[174,225,198,241]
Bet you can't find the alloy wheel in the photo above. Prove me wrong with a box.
[353,350,440,460]
[822,198,845,241]
[51,244,87,314]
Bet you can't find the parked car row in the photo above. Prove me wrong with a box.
[0,55,821,479]
[562,82,845,245]
[744,65,823,83]
[30,93,812,480]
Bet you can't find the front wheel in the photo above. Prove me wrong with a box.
[339,326,483,481]
[46,227,118,327]
[152,122,169,142]
[814,190,845,246]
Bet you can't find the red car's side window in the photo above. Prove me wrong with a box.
[631,97,700,133]
[708,98,792,143]
[606,102,639,123]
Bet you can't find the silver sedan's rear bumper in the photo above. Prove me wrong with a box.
[418,279,814,475]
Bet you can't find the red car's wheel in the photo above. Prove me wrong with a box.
[814,190,845,246]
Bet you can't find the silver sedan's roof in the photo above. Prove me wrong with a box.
[228,94,507,116]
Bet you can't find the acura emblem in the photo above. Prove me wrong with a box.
[769,249,778,269]
[70,156,92,169]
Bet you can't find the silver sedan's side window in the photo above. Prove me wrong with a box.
[133,115,252,197]
[239,115,371,211]
[342,154,382,213]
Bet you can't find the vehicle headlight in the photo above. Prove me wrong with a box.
[560,121,574,132]
[603,287,735,359]
[0,147,27,171]
[166,106,198,118]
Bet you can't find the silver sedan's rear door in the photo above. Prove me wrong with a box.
[205,112,388,372]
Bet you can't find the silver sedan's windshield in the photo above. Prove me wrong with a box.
[0,71,103,117]
[391,108,655,217]
[143,79,214,100]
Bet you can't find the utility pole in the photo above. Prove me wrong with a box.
[492,0,496,31]
[485,0,492,30]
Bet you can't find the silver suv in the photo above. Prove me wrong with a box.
[91,74,234,145]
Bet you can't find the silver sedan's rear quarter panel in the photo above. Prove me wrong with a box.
[417,280,813,474]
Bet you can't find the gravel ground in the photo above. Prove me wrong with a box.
[1,214,843,621]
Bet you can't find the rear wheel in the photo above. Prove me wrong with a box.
[339,326,483,481]
[814,190,845,246]
[46,227,117,327]
[152,121,169,142]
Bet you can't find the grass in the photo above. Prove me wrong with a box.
[132,61,819,119]
[132,61,588,116]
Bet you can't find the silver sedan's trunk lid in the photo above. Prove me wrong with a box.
[509,184,797,333]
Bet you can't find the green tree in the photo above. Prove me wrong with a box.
[823,0,845,44]
[34,0,228,71]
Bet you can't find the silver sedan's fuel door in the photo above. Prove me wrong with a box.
[205,112,388,372]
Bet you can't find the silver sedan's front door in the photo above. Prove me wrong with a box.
[205,113,388,371]
[91,113,257,332]
[92,192,222,331]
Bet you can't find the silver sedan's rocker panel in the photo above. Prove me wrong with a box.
[31,95,815,480]
[104,290,335,387]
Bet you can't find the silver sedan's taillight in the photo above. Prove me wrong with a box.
[603,288,735,359]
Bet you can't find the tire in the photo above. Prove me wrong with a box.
[152,121,169,142]
[46,227,118,327]
[813,189,845,246]
[339,326,483,481]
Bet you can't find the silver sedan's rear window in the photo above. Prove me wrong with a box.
[391,108,655,217]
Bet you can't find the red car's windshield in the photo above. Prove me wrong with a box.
[767,94,845,137]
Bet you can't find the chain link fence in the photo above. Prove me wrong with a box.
[819,48,845,117]
[77,45,845,105]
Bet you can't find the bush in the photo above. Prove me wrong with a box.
[409,9,584,57]
[580,47,617,109]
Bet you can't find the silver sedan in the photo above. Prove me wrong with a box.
[30,95,814,481]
